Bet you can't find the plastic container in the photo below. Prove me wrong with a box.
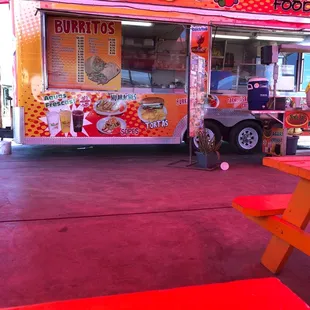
[0,141,12,155]
[247,78,269,110]
[286,136,299,155]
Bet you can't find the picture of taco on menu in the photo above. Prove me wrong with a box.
[85,55,120,85]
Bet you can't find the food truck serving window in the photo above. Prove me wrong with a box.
[45,15,188,94]
[210,27,302,95]
[121,22,187,94]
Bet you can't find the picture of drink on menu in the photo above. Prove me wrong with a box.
[46,109,85,136]
[60,110,71,133]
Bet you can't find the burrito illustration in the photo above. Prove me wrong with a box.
[85,56,120,85]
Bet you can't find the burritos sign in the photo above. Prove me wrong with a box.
[46,16,121,91]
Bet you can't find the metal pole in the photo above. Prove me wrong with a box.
[282,126,287,156]
[186,25,191,164]
[189,137,192,164]
[273,63,278,111]
[0,84,2,129]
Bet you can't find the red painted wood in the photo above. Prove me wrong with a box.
[2,278,308,310]
[233,194,291,216]
[264,157,310,180]
[264,156,310,164]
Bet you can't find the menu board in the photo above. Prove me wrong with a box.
[189,53,205,137]
[46,16,121,91]
[24,92,187,139]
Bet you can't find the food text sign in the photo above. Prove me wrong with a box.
[46,16,121,91]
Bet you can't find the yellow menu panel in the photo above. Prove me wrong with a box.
[46,16,121,91]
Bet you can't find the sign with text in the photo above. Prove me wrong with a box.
[191,26,210,92]
[262,125,283,156]
[25,92,187,138]
[42,0,310,18]
[285,110,310,129]
[189,53,205,137]
[46,16,121,91]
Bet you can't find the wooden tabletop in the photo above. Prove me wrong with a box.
[2,278,309,310]
[263,156,310,180]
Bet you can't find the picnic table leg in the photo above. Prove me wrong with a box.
[261,178,310,274]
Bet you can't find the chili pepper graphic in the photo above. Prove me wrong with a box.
[214,0,239,7]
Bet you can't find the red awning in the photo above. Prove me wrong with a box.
[0,0,9,4]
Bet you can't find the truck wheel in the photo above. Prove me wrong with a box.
[192,122,222,152]
[229,121,262,154]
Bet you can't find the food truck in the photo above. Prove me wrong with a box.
[6,0,310,153]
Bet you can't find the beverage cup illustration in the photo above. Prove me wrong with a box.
[60,110,71,133]
[72,110,84,133]
[46,111,59,136]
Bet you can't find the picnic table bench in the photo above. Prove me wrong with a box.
[1,278,308,310]
[232,156,310,274]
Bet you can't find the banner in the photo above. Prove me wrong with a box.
[24,92,187,138]
[191,26,210,92]
[189,53,205,137]
[285,110,310,129]
[262,124,283,156]
[46,16,121,91]
[41,0,310,18]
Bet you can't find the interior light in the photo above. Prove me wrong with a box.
[301,38,310,46]
[256,36,304,42]
[212,34,250,40]
[121,21,153,27]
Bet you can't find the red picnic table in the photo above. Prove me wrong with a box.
[2,278,309,310]
[233,156,310,274]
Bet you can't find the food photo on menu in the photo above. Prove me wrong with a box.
[96,116,126,135]
[93,97,127,135]
[90,95,170,137]
[206,94,220,108]
[138,97,167,123]
[85,55,121,85]
[94,98,127,115]
[45,107,88,137]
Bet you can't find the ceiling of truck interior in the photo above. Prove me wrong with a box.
[122,23,184,40]
[122,21,310,41]
[213,26,310,40]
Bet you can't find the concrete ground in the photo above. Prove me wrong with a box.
[0,144,309,307]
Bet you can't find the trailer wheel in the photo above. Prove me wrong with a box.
[229,121,262,154]
[192,121,222,152]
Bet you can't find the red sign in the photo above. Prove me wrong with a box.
[214,0,239,8]
[79,95,91,108]
[191,26,210,92]
[285,111,310,129]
